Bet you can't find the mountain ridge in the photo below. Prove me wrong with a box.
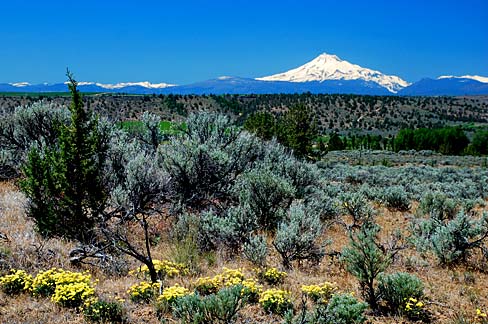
[2,53,487,96]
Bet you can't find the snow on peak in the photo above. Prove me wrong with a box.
[438,75,488,83]
[96,81,176,89]
[63,81,176,89]
[9,82,31,87]
[256,52,410,93]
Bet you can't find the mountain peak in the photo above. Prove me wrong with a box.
[315,52,341,61]
[256,53,410,93]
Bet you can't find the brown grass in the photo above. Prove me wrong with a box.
[1,180,487,323]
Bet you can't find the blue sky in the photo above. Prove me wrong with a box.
[1,0,487,84]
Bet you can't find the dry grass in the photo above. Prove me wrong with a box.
[1,180,487,323]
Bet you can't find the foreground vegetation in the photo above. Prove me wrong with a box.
[1,75,488,323]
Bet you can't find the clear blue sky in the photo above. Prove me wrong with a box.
[1,0,487,84]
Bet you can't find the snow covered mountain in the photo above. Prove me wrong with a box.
[437,75,488,83]
[256,53,410,93]
[0,81,175,93]
[64,81,176,89]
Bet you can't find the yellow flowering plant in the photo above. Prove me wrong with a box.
[30,268,93,298]
[194,276,221,295]
[301,282,336,304]
[130,259,187,280]
[127,281,159,303]
[0,269,33,295]
[404,297,429,321]
[16,267,98,308]
[476,308,488,324]
[51,281,96,308]
[257,267,287,285]
[158,284,192,305]
[240,279,263,303]
[194,268,248,296]
[30,268,63,296]
[259,288,293,315]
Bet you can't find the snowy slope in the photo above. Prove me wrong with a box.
[256,53,410,93]
[62,81,176,89]
[437,75,488,83]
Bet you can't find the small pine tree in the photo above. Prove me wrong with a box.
[21,70,107,242]
[341,222,393,311]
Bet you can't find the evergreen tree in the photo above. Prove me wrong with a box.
[328,132,345,151]
[277,104,317,159]
[243,111,276,140]
[21,71,107,242]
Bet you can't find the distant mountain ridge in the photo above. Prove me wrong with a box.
[2,53,487,96]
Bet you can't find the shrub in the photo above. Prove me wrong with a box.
[301,282,336,304]
[127,281,158,303]
[259,288,293,315]
[307,190,340,222]
[0,101,69,179]
[0,269,33,295]
[418,191,457,220]
[203,284,247,323]
[83,299,125,323]
[242,234,268,267]
[411,211,488,265]
[378,272,424,315]
[382,186,411,211]
[273,202,325,269]
[172,284,247,324]
[257,267,287,285]
[198,206,257,252]
[103,133,169,283]
[322,293,368,324]
[161,113,259,206]
[432,212,488,265]
[284,292,367,324]
[339,192,375,229]
[341,223,393,310]
[235,167,295,230]
[171,293,206,324]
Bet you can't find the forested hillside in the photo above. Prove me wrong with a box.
[2,93,488,135]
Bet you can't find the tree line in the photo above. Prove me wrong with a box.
[244,110,488,156]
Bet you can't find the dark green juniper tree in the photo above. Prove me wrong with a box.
[21,70,107,242]
[277,104,317,159]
